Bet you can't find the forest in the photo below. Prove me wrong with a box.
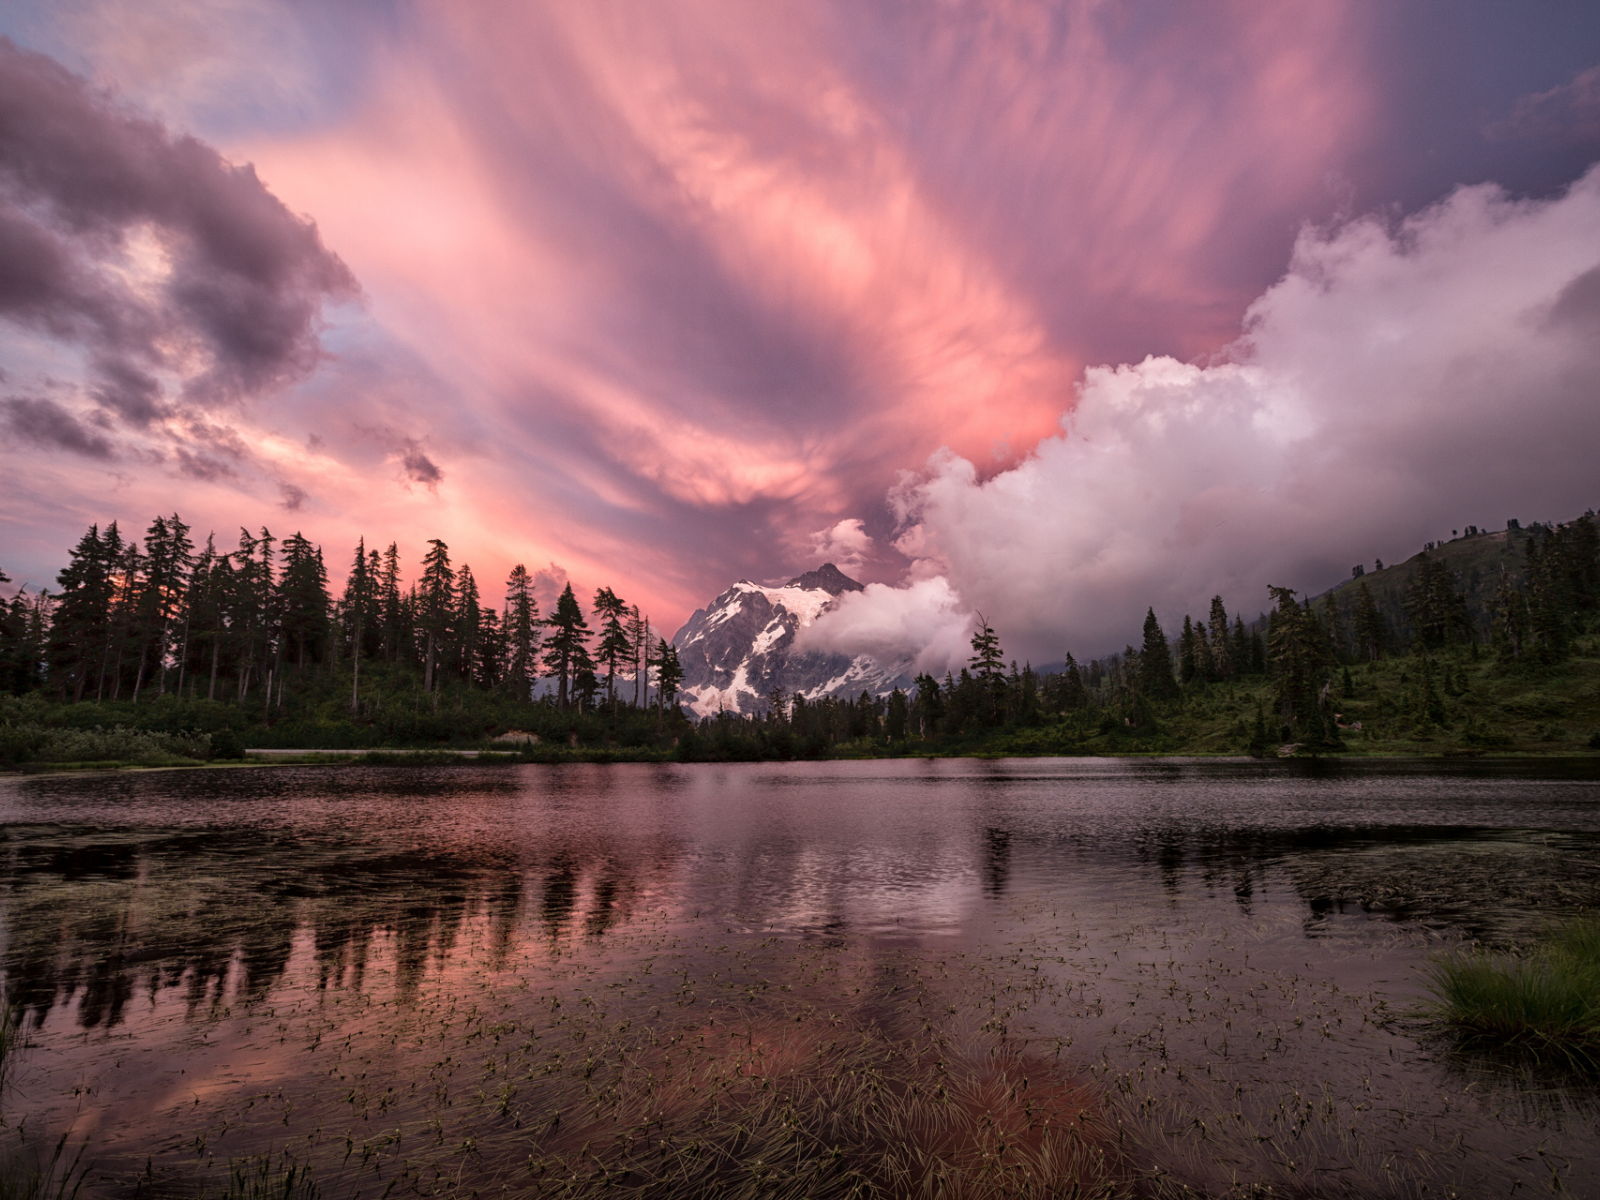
[2,511,1598,767]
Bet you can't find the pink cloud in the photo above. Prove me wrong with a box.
[3,2,1388,632]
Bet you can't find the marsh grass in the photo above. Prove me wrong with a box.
[214,1150,319,1200]
[1424,916,1600,1065]
[519,1017,1122,1199]
[0,1135,85,1200]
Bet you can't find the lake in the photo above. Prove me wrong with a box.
[3,757,1599,1198]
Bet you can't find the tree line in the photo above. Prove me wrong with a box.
[680,512,1600,758]
[0,516,685,717]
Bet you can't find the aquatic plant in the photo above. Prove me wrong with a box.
[1424,917,1600,1063]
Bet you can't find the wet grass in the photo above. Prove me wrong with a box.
[1425,916,1600,1065]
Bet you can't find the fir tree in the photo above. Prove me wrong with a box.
[418,539,455,693]
[542,583,591,710]
[279,532,330,670]
[1138,608,1178,699]
[1208,597,1232,679]
[968,614,1006,719]
[504,565,540,700]
[455,565,482,683]
[1354,582,1385,661]
[592,586,632,712]
[1266,586,1328,732]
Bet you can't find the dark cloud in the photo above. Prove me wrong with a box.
[174,448,238,481]
[0,37,358,435]
[279,482,308,511]
[401,442,442,485]
[1,396,114,458]
[1486,65,1600,145]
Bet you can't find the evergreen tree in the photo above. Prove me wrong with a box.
[542,583,591,710]
[418,539,455,693]
[886,687,909,741]
[628,606,648,706]
[343,538,376,713]
[230,527,276,703]
[1266,586,1328,732]
[1179,615,1199,685]
[1321,593,1348,664]
[1194,619,1216,682]
[1059,653,1087,710]
[278,532,331,669]
[968,615,1006,719]
[476,607,506,688]
[913,673,945,737]
[592,586,632,712]
[49,524,114,702]
[1208,597,1232,679]
[504,565,541,700]
[378,543,404,663]
[1230,615,1250,678]
[1405,552,1471,650]
[455,565,482,683]
[1138,608,1178,699]
[1353,582,1385,661]
[652,636,683,723]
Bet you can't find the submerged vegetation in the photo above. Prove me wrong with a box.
[1425,917,1600,1065]
[2,509,1599,765]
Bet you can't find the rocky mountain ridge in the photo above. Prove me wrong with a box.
[670,563,914,716]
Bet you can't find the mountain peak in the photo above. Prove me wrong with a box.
[784,562,865,595]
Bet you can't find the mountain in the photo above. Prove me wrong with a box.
[670,563,915,716]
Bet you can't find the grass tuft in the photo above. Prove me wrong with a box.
[1424,916,1600,1064]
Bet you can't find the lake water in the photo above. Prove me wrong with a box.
[3,758,1600,1198]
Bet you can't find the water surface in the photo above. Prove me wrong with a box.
[3,758,1599,1196]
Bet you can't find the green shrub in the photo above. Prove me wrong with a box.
[9,724,210,766]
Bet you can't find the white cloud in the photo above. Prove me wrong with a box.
[807,517,873,575]
[795,576,973,675]
[804,166,1600,664]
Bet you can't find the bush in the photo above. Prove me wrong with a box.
[6,724,210,766]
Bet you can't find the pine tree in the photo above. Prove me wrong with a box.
[379,543,403,663]
[1266,586,1329,732]
[542,583,591,710]
[1059,653,1086,710]
[1138,609,1178,699]
[503,565,541,701]
[418,540,455,693]
[592,586,632,712]
[476,607,507,689]
[1406,553,1471,650]
[653,637,683,724]
[968,615,1006,719]
[279,532,330,670]
[343,538,376,713]
[49,524,114,702]
[1179,615,1198,685]
[1353,582,1384,661]
[1194,619,1216,682]
[628,606,647,706]
[1208,597,1232,680]
[455,565,482,683]
[1230,615,1250,678]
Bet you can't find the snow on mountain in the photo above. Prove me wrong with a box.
[671,563,915,717]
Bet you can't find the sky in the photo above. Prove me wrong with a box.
[1,0,1598,666]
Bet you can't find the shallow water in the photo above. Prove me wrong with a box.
[3,757,1599,1197]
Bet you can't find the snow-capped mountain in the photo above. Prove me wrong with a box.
[671,563,914,717]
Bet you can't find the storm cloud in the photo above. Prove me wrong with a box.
[0,37,357,445]
[806,168,1600,667]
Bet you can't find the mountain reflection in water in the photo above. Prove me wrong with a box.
[1,757,1599,1197]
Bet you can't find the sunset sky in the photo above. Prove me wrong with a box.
[3,1,1599,665]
